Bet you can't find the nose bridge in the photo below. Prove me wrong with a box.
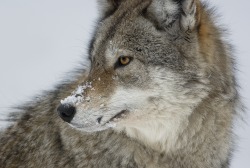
[84,67,117,103]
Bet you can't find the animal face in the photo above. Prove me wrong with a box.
[58,0,214,150]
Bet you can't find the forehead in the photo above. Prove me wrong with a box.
[90,1,152,57]
[91,10,164,59]
[89,1,182,71]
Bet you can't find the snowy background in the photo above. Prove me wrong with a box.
[0,0,249,167]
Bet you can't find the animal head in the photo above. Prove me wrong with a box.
[58,0,234,151]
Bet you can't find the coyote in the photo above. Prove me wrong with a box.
[0,0,239,168]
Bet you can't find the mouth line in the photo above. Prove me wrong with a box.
[69,121,111,132]
[69,110,130,132]
[108,110,129,123]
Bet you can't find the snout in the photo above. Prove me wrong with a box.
[57,103,76,123]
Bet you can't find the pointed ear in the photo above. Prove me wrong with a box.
[147,0,200,31]
[97,0,122,17]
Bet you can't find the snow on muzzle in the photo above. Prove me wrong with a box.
[57,81,128,132]
[57,82,92,123]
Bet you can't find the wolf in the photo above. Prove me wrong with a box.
[0,0,239,167]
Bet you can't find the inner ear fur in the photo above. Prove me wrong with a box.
[147,0,201,32]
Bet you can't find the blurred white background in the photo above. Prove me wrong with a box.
[0,0,249,167]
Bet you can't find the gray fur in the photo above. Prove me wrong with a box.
[0,0,239,167]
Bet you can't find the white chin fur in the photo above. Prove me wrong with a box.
[69,121,116,133]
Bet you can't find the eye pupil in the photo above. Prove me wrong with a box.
[115,56,133,69]
[120,56,130,65]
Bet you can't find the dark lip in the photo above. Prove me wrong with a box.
[108,110,129,123]
[71,110,130,129]
[70,123,110,132]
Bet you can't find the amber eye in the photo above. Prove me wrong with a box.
[114,56,133,69]
[119,56,131,65]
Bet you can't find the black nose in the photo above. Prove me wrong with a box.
[57,104,76,123]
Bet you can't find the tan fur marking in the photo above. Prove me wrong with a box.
[197,6,216,64]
